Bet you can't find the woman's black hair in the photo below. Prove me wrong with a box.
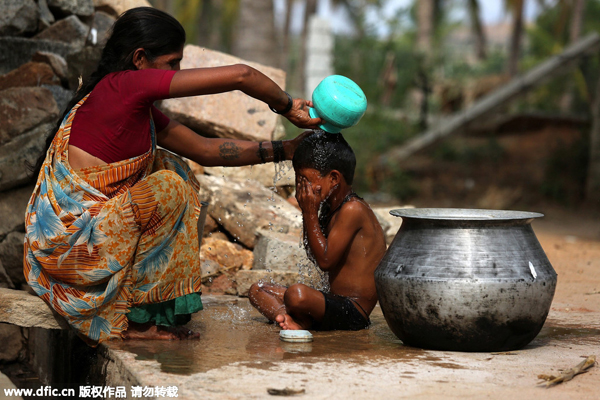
[292,130,356,185]
[30,7,186,179]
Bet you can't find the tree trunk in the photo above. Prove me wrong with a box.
[281,0,293,69]
[586,72,600,203]
[507,0,524,77]
[468,0,487,60]
[296,0,317,96]
[560,0,586,111]
[232,0,280,68]
[196,0,223,50]
[416,0,435,54]
[570,0,585,43]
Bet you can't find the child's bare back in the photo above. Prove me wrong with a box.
[249,131,387,331]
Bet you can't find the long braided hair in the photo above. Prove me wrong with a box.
[30,7,185,179]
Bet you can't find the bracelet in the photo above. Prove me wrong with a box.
[269,91,293,115]
[257,141,267,163]
[272,140,285,163]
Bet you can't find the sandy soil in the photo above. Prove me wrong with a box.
[532,205,600,314]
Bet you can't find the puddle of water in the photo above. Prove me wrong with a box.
[109,300,600,375]
[110,301,440,375]
[534,325,600,343]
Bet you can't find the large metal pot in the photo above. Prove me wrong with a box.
[375,208,557,352]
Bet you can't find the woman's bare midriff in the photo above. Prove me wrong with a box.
[68,145,108,169]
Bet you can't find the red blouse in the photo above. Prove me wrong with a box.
[69,69,177,163]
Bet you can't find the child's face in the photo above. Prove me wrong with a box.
[295,167,336,204]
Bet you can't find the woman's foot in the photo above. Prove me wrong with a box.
[275,314,303,330]
[123,322,199,340]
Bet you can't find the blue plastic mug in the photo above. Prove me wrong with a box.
[309,75,367,133]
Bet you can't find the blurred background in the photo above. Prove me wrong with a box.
[149,0,600,212]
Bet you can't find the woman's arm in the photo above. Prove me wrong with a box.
[157,119,311,166]
[169,64,321,129]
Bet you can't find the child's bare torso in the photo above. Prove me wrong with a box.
[324,198,387,315]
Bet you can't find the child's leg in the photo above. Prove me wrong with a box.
[248,282,287,321]
[277,283,326,330]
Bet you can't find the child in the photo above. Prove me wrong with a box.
[249,131,387,331]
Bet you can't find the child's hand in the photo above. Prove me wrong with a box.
[296,176,321,214]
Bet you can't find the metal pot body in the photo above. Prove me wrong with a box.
[374,209,557,352]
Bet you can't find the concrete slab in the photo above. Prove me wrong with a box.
[0,370,22,400]
[102,298,599,400]
[0,288,68,330]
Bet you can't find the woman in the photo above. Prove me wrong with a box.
[24,7,321,346]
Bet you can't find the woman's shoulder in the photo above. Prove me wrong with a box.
[99,69,176,101]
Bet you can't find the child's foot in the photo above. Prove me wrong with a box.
[123,322,199,340]
[275,313,303,330]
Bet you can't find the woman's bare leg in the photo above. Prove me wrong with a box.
[123,322,199,340]
[248,282,288,321]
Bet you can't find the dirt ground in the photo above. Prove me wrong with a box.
[530,204,600,313]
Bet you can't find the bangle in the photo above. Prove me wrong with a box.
[257,141,267,163]
[272,140,285,163]
[269,91,293,115]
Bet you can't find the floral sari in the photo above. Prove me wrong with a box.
[24,96,203,346]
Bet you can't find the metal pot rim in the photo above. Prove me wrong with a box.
[389,208,544,221]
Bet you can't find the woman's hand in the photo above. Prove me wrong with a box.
[283,130,312,160]
[284,99,323,130]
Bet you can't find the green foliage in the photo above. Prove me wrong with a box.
[283,110,419,197]
[520,0,600,114]
[333,35,420,110]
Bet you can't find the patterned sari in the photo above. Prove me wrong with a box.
[23,96,203,346]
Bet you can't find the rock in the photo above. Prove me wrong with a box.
[0,86,59,145]
[253,229,309,272]
[0,288,68,329]
[0,62,61,91]
[0,37,77,75]
[0,232,26,288]
[38,0,56,28]
[0,370,20,397]
[235,270,299,297]
[200,237,253,273]
[160,45,286,142]
[93,0,152,17]
[34,15,89,47]
[42,84,73,114]
[66,45,103,90]
[205,231,229,242]
[202,274,236,295]
[0,323,23,363]
[204,160,295,189]
[0,260,15,289]
[202,215,218,237]
[47,0,94,17]
[253,229,327,290]
[0,184,34,238]
[0,122,53,192]
[32,51,69,83]
[196,174,302,249]
[200,259,220,277]
[0,0,40,37]
[85,11,116,46]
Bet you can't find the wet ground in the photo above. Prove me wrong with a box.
[104,218,600,399]
[105,298,599,399]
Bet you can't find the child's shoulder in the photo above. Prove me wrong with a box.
[339,197,376,219]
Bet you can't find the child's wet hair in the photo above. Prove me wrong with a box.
[292,130,356,184]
